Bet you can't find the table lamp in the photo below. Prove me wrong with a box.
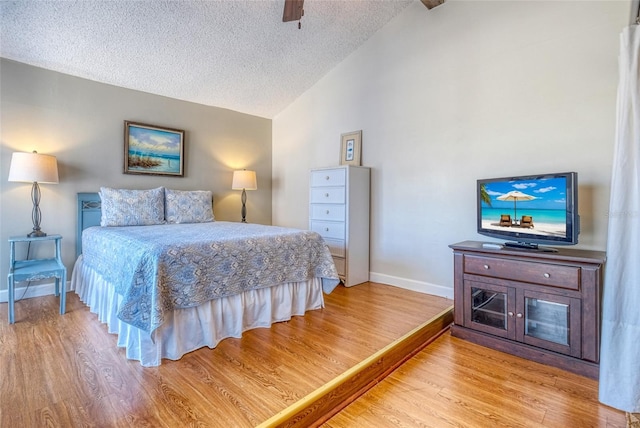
[8,151,59,237]
[231,170,257,223]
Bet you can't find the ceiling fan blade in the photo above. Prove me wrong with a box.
[283,0,304,22]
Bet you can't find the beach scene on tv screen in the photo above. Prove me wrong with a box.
[480,177,568,238]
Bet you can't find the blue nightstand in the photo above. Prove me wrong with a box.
[7,234,67,324]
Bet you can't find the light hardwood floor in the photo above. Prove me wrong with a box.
[0,282,450,426]
[324,332,626,427]
[1,282,625,427]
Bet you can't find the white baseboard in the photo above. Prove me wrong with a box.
[368,272,454,300]
[0,281,72,303]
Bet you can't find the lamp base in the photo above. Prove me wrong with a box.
[240,188,248,223]
[28,182,47,238]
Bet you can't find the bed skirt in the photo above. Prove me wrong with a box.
[71,255,325,366]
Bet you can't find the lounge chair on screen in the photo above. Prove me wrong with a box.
[499,214,512,227]
[520,215,534,228]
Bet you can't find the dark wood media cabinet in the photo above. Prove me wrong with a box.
[449,241,605,379]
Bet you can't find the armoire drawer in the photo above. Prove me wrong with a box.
[310,187,346,204]
[310,220,345,240]
[322,237,345,257]
[310,204,346,221]
[311,168,346,187]
[333,256,346,276]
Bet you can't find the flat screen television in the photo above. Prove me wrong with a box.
[477,172,579,250]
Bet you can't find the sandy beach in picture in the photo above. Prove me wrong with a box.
[128,153,179,173]
[481,219,566,238]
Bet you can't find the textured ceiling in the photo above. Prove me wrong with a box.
[0,0,415,118]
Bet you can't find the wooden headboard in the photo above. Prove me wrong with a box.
[77,192,101,257]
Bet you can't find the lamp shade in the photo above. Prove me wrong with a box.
[232,170,257,190]
[8,152,59,184]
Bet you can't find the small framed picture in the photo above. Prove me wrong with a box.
[339,130,362,166]
[124,121,185,177]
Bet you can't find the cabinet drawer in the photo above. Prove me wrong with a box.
[333,256,346,276]
[311,187,345,204]
[464,255,580,290]
[311,204,346,221]
[322,237,345,257]
[311,168,346,187]
[311,221,345,240]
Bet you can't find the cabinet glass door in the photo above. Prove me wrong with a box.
[464,281,516,340]
[524,298,569,346]
[471,287,507,330]
[520,290,581,358]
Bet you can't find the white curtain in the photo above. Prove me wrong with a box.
[599,25,640,413]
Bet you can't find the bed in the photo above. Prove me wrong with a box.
[71,188,340,366]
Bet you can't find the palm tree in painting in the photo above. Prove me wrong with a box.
[480,184,492,207]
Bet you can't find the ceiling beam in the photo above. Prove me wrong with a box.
[420,0,445,10]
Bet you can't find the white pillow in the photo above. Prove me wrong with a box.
[164,189,214,224]
[100,187,165,227]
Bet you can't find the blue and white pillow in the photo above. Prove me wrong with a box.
[165,189,214,224]
[100,187,165,227]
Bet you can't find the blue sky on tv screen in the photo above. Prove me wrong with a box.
[482,177,567,210]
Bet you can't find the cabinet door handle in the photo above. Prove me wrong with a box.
[325,227,329,232]
[483,264,490,270]
[325,193,330,197]
[325,176,330,180]
[326,210,330,215]
[508,311,514,317]
[543,273,550,278]
[516,313,523,318]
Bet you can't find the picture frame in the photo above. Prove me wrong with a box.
[339,130,362,166]
[124,121,185,177]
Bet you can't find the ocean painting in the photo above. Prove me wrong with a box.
[480,177,568,238]
[124,121,184,176]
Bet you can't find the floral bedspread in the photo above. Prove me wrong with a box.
[81,221,340,333]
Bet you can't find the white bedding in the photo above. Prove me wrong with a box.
[72,255,326,366]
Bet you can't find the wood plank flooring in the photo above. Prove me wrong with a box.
[324,332,626,428]
[0,282,451,427]
[1,282,626,427]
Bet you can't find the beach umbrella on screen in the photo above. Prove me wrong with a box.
[497,190,536,220]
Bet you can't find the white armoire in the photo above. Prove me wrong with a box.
[309,165,370,287]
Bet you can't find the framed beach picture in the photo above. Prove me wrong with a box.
[124,121,185,177]
[340,130,362,166]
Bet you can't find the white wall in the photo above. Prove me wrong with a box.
[0,59,272,295]
[272,0,630,297]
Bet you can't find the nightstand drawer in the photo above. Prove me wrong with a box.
[310,204,346,221]
[311,169,346,187]
[310,187,346,204]
[311,221,345,240]
[464,255,580,290]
